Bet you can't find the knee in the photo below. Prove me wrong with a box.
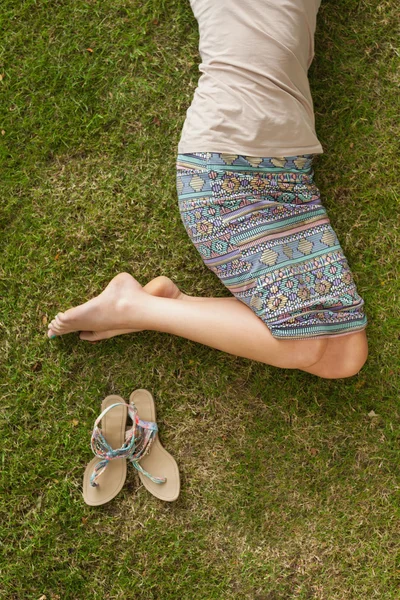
[320,337,368,380]
[324,351,368,379]
[303,331,368,379]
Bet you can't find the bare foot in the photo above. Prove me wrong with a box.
[47,273,146,338]
[48,274,185,341]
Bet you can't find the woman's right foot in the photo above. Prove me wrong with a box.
[48,273,145,339]
[49,275,186,343]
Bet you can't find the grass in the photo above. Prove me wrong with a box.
[1,0,399,598]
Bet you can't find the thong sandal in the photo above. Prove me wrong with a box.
[83,394,174,505]
[129,389,180,502]
[83,395,128,506]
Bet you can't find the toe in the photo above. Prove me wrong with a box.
[55,313,64,326]
[50,322,61,334]
[48,313,64,329]
[48,322,57,333]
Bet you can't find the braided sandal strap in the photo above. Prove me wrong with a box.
[90,402,166,487]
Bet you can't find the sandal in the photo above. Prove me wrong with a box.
[130,389,180,502]
[83,393,178,505]
[83,395,128,506]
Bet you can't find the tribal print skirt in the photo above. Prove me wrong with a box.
[176,152,367,340]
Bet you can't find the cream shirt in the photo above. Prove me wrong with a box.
[178,0,323,156]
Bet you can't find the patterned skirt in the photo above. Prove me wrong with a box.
[176,152,367,340]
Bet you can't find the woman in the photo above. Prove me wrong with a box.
[48,0,368,379]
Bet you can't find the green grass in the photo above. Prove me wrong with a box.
[1,0,399,598]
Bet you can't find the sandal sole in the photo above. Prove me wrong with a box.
[130,389,180,502]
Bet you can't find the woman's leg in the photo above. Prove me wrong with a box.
[47,273,367,378]
[302,330,368,379]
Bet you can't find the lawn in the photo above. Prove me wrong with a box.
[1,0,399,598]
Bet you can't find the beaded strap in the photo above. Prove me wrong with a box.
[90,402,167,487]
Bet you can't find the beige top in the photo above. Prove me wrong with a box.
[178,0,323,156]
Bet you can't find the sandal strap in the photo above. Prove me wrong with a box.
[90,402,166,487]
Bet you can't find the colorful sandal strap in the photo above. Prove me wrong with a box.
[90,402,166,487]
[127,418,166,485]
